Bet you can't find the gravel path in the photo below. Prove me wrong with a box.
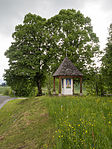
[0,95,19,109]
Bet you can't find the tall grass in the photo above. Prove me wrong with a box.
[45,96,112,149]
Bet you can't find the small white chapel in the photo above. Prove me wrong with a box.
[53,57,83,96]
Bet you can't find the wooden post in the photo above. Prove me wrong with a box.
[80,77,82,95]
[59,77,61,96]
[73,79,74,95]
[53,77,56,94]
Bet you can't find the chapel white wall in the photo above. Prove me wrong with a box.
[62,78,73,95]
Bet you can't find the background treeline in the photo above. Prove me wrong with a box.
[4,9,112,96]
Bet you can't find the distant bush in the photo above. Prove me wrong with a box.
[0,85,38,97]
[0,87,11,96]
[0,82,6,87]
[3,88,11,96]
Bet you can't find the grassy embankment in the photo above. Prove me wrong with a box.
[0,96,112,149]
[0,97,55,149]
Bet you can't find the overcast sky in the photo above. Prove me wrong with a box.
[0,0,112,81]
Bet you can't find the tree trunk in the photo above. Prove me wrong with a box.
[96,82,98,96]
[37,80,42,96]
[101,87,104,96]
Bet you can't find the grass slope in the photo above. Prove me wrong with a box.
[0,97,55,149]
[0,96,112,149]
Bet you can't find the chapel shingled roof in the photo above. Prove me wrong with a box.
[53,57,83,77]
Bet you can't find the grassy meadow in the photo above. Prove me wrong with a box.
[46,96,112,149]
[0,96,112,149]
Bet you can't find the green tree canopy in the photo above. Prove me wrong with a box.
[101,23,112,92]
[5,13,47,96]
[4,9,100,96]
[46,9,100,75]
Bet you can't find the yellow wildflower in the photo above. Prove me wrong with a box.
[109,121,111,124]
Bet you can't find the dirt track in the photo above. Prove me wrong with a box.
[0,96,17,109]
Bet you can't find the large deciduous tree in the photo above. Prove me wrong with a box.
[46,9,100,75]
[4,13,47,96]
[101,24,112,93]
